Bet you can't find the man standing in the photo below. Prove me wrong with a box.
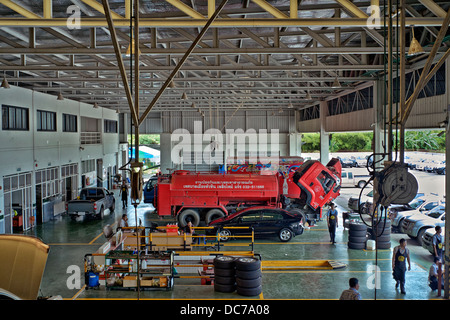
[392,238,411,294]
[327,203,338,244]
[119,181,128,209]
[432,226,443,260]
[339,278,362,300]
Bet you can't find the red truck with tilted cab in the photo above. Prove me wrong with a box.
[144,158,342,227]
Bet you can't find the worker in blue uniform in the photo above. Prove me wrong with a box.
[392,238,411,294]
[327,203,338,244]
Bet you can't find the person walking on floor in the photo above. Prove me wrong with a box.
[119,181,128,209]
[392,238,411,294]
[339,278,362,300]
[327,203,338,244]
[432,226,443,261]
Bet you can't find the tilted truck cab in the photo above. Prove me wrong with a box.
[289,158,342,221]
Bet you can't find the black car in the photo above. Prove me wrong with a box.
[208,206,304,242]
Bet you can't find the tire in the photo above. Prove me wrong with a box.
[178,209,200,227]
[376,241,391,249]
[416,229,426,246]
[213,256,236,269]
[214,275,236,285]
[110,200,115,213]
[236,276,262,288]
[205,209,225,224]
[348,241,366,250]
[235,257,261,271]
[349,223,367,231]
[357,180,366,188]
[214,282,236,293]
[237,285,262,297]
[214,268,235,277]
[372,234,391,242]
[235,269,261,280]
[97,207,104,220]
[278,228,293,242]
[348,236,367,243]
[349,230,367,237]
[218,228,232,242]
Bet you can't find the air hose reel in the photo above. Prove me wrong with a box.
[374,161,418,207]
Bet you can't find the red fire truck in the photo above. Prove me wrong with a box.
[144,158,341,227]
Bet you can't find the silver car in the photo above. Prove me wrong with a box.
[390,197,442,231]
[401,205,446,246]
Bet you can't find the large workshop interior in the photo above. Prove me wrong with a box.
[1,0,450,306]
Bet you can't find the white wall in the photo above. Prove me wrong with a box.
[0,85,120,233]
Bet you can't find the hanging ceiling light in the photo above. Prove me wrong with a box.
[93,102,99,108]
[57,92,64,100]
[306,91,312,100]
[1,74,10,89]
[331,77,341,88]
[288,102,294,109]
[191,102,196,108]
[126,39,141,56]
[408,26,425,56]
[181,92,188,100]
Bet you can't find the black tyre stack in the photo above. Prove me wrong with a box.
[348,222,368,250]
[370,219,391,249]
[235,257,262,297]
[213,256,236,293]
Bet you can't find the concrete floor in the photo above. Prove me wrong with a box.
[23,189,445,301]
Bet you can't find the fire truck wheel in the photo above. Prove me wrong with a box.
[278,228,293,242]
[205,209,225,224]
[178,209,200,227]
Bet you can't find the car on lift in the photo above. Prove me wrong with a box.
[208,206,304,242]
[401,204,446,246]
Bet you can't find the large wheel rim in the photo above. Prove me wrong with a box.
[279,229,292,241]
[219,229,231,241]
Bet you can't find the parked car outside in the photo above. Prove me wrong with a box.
[338,157,358,168]
[432,161,446,175]
[389,195,440,231]
[422,227,445,255]
[208,206,304,242]
[401,204,446,246]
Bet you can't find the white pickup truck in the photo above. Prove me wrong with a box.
[401,204,446,246]
[66,188,115,220]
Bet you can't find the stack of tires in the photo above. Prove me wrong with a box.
[213,256,262,296]
[348,222,368,250]
[370,219,391,250]
[213,256,236,293]
[235,257,262,297]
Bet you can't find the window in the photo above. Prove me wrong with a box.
[63,113,77,132]
[2,105,29,130]
[104,119,117,133]
[240,211,261,222]
[37,110,56,131]
[261,211,284,220]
